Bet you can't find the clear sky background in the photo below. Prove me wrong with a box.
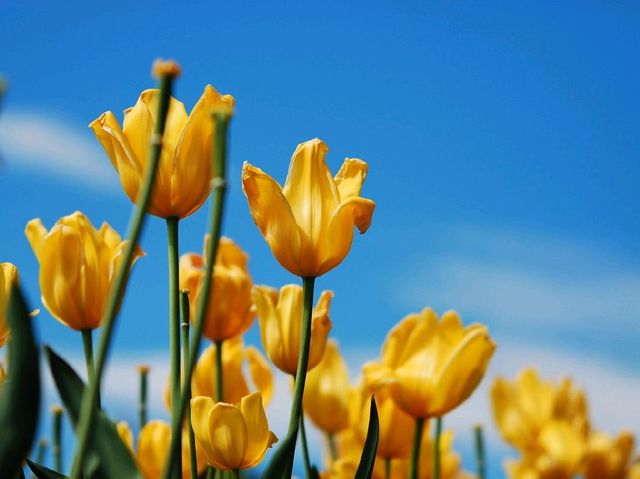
[1,2,639,477]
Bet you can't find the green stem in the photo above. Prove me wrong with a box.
[162,112,231,479]
[69,70,175,479]
[384,458,391,479]
[433,417,443,479]
[299,414,312,477]
[408,417,425,479]
[81,329,99,407]
[473,424,485,479]
[138,366,149,430]
[52,407,62,472]
[167,216,182,479]
[327,432,338,463]
[232,470,240,479]
[35,438,47,465]
[181,291,198,479]
[205,468,215,479]
[214,340,223,402]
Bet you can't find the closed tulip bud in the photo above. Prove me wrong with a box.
[25,212,143,331]
[363,308,495,419]
[190,392,277,470]
[303,340,350,433]
[180,236,254,341]
[116,421,134,450]
[253,284,333,375]
[90,85,234,219]
[491,368,590,452]
[583,431,635,479]
[0,262,18,347]
[242,138,375,278]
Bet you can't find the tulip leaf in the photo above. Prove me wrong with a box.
[259,431,298,479]
[27,460,69,479]
[354,397,380,479]
[45,346,141,479]
[0,285,40,477]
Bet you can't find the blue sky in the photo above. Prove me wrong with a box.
[1,1,639,477]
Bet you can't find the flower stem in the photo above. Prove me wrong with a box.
[35,438,48,465]
[180,291,198,479]
[433,417,443,479]
[327,432,338,463]
[162,112,231,479]
[81,329,99,407]
[138,366,149,430]
[409,417,425,479]
[474,424,485,479]
[299,414,312,477]
[52,407,63,472]
[167,215,182,479]
[68,67,175,479]
[232,470,240,479]
[384,458,391,479]
[214,340,223,402]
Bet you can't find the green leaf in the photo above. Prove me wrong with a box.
[0,284,40,477]
[45,347,141,479]
[27,460,69,479]
[354,397,380,479]
[259,431,298,479]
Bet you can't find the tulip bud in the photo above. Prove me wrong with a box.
[0,262,18,347]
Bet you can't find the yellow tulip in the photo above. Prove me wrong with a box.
[25,211,143,331]
[117,420,206,479]
[0,363,5,390]
[190,392,277,470]
[491,368,589,453]
[253,284,333,375]
[90,85,234,219]
[303,340,351,434]
[180,236,254,341]
[0,263,18,348]
[191,337,274,405]
[583,431,635,479]
[363,308,495,419]
[241,138,375,278]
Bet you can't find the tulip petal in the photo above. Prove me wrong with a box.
[334,158,368,200]
[276,284,303,373]
[25,219,48,263]
[137,420,171,479]
[208,403,248,470]
[239,393,271,468]
[246,347,274,405]
[242,162,302,275]
[190,396,217,466]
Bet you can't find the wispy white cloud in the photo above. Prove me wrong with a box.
[0,111,119,191]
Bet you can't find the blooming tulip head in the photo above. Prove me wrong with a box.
[303,340,351,433]
[190,392,277,470]
[0,263,18,348]
[253,284,333,375]
[25,212,143,331]
[583,431,635,479]
[363,308,495,419]
[242,138,375,277]
[180,236,254,341]
[90,85,234,219]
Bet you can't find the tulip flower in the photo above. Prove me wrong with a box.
[180,236,254,341]
[363,308,495,419]
[117,420,206,479]
[583,431,635,479]
[491,368,589,453]
[25,211,143,331]
[0,262,18,348]
[253,284,333,375]
[90,85,234,219]
[190,392,277,471]
[303,340,351,434]
[242,138,375,278]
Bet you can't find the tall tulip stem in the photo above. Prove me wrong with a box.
[138,365,149,430]
[214,340,224,402]
[80,329,98,406]
[35,438,48,465]
[163,112,231,479]
[181,291,198,479]
[474,424,486,479]
[69,66,176,479]
[327,432,338,462]
[52,406,63,472]
[167,215,182,479]
[384,458,391,479]
[433,417,443,479]
[299,414,313,476]
[409,417,425,479]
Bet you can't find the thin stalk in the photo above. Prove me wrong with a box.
[167,215,182,479]
[81,329,99,407]
[206,468,215,479]
[52,406,63,472]
[35,438,47,465]
[232,470,240,479]
[473,424,485,479]
[138,365,149,429]
[408,417,425,479]
[327,432,338,463]
[69,70,175,479]
[432,417,443,479]
[181,291,198,479]
[214,340,223,402]
[162,112,231,479]
[384,458,391,479]
[299,414,312,476]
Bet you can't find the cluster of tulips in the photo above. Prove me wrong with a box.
[0,60,632,479]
